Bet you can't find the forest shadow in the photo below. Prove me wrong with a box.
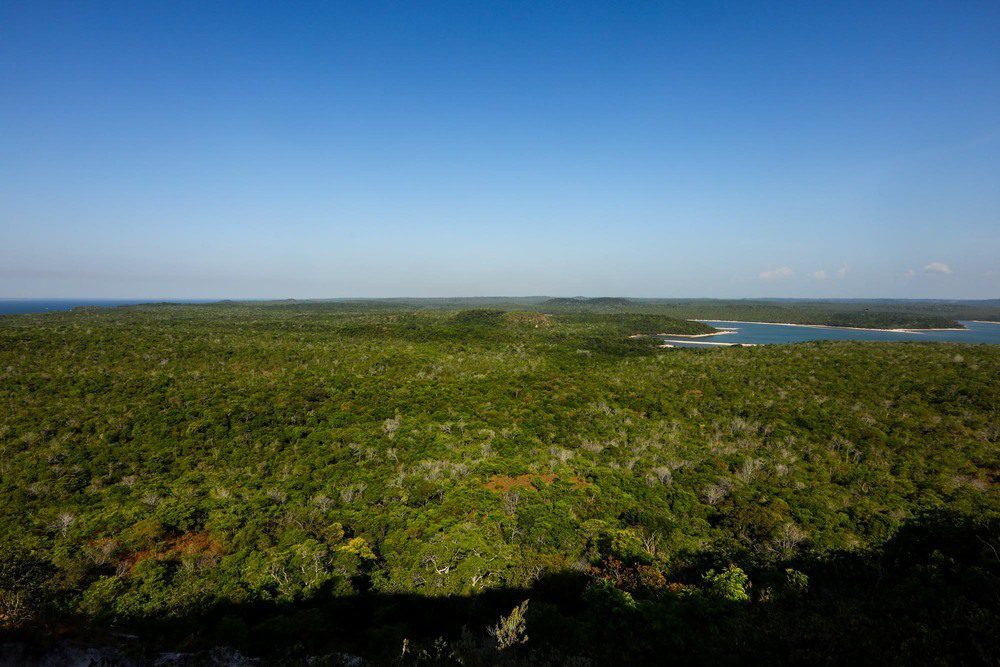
[4,510,998,665]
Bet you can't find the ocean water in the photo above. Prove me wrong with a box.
[661,320,1000,347]
[0,299,210,315]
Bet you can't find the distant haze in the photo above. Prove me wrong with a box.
[1,2,998,299]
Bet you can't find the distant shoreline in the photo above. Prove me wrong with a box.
[692,319,968,333]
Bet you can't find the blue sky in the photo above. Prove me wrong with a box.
[1,1,998,298]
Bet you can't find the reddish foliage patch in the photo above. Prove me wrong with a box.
[588,557,675,595]
[483,474,540,492]
[484,473,589,493]
[169,531,223,557]
[121,531,224,575]
[505,312,552,327]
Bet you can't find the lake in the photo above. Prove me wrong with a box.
[660,320,1000,347]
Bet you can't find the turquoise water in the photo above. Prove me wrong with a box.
[661,320,1000,347]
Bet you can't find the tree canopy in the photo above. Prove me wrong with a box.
[0,303,997,663]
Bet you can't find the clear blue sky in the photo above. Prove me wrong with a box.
[2,1,998,298]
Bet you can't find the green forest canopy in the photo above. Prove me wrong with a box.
[164,296,1000,329]
[0,303,997,663]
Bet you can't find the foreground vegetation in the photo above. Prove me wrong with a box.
[1,303,998,664]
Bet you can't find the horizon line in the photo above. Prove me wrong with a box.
[2,296,998,302]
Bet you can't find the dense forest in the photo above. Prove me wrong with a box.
[536,297,998,329]
[1,303,998,664]
[190,296,1000,330]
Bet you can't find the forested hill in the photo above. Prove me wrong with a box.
[542,297,634,307]
[537,297,988,329]
[0,304,997,664]
[123,297,999,330]
[448,308,714,336]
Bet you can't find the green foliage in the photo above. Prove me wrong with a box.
[783,568,809,595]
[607,528,648,563]
[583,578,638,611]
[0,302,997,662]
[703,564,751,602]
[554,312,714,336]
[536,296,991,329]
[0,544,54,629]
[453,309,507,325]
[489,599,530,650]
